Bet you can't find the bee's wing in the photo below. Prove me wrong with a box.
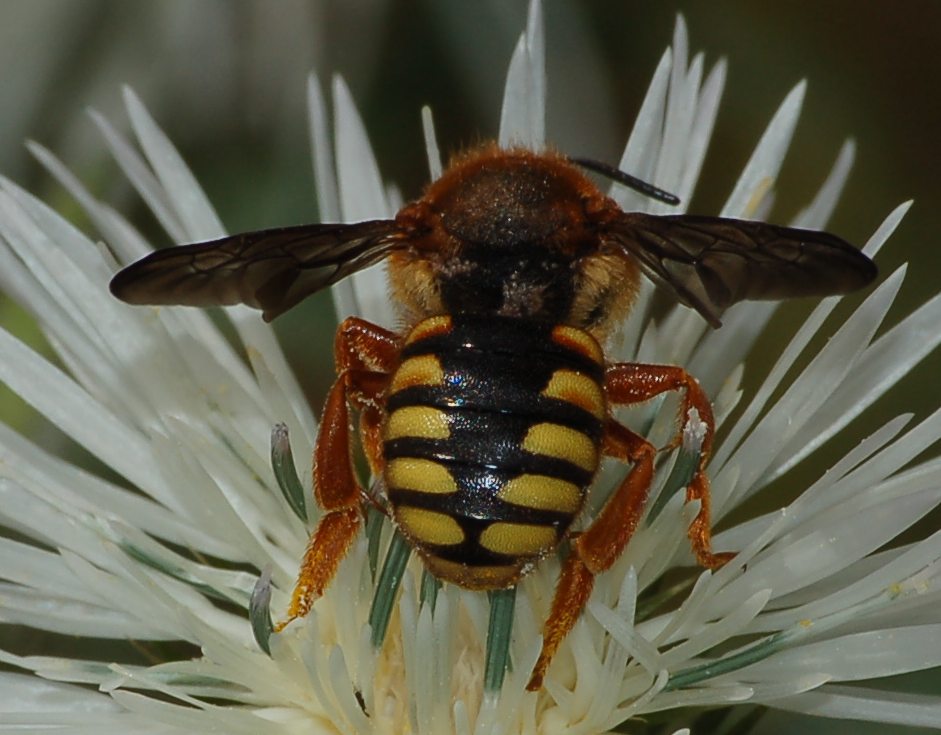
[605,213,878,327]
[110,219,404,321]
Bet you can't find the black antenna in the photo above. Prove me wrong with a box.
[570,157,680,206]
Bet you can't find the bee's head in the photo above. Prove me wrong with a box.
[387,145,639,332]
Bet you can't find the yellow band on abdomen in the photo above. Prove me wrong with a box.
[479,522,557,557]
[521,422,598,472]
[385,406,450,440]
[396,507,465,546]
[386,458,458,494]
[498,474,583,513]
[541,369,605,418]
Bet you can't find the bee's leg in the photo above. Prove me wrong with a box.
[336,317,400,500]
[275,318,398,630]
[527,420,655,691]
[605,363,733,569]
[334,316,400,373]
[358,404,391,513]
[274,368,386,629]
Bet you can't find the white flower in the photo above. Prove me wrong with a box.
[2,2,941,733]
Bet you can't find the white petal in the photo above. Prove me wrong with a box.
[755,533,941,633]
[771,684,941,727]
[306,72,340,222]
[0,183,249,436]
[87,110,188,247]
[122,93,314,437]
[659,589,772,668]
[767,288,941,482]
[715,412,912,552]
[123,87,225,241]
[652,50,702,210]
[148,426,285,576]
[498,0,545,148]
[0,187,105,344]
[413,591,455,734]
[245,348,316,466]
[0,583,172,639]
[615,48,671,211]
[0,328,174,503]
[333,76,390,222]
[796,408,941,525]
[19,151,279,430]
[711,202,909,475]
[676,57,726,207]
[421,105,444,180]
[112,689,283,734]
[718,267,903,507]
[744,672,832,702]
[638,682,753,712]
[0,671,119,712]
[583,570,638,725]
[107,519,257,606]
[793,139,855,229]
[714,483,940,612]
[0,536,99,603]
[0,672,175,733]
[331,74,394,328]
[649,14,689,202]
[0,479,120,569]
[740,625,941,681]
[62,549,211,638]
[722,81,805,218]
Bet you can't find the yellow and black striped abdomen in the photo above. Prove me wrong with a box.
[383,314,606,589]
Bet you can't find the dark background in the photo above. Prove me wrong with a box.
[1,3,938,733]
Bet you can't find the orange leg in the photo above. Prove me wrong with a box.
[275,318,399,630]
[334,316,400,373]
[526,362,735,690]
[605,362,732,569]
[335,318,399,482]
[527,421,655,690]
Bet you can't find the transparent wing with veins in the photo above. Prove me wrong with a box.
[605,213,878,327]
[110,219,404,322]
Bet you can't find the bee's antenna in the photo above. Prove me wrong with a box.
[570,157,680,206]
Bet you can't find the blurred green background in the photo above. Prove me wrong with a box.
[1,2,939,733]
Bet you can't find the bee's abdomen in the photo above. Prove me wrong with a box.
[383,314,606,589]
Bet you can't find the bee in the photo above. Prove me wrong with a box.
[111,144,876,690]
